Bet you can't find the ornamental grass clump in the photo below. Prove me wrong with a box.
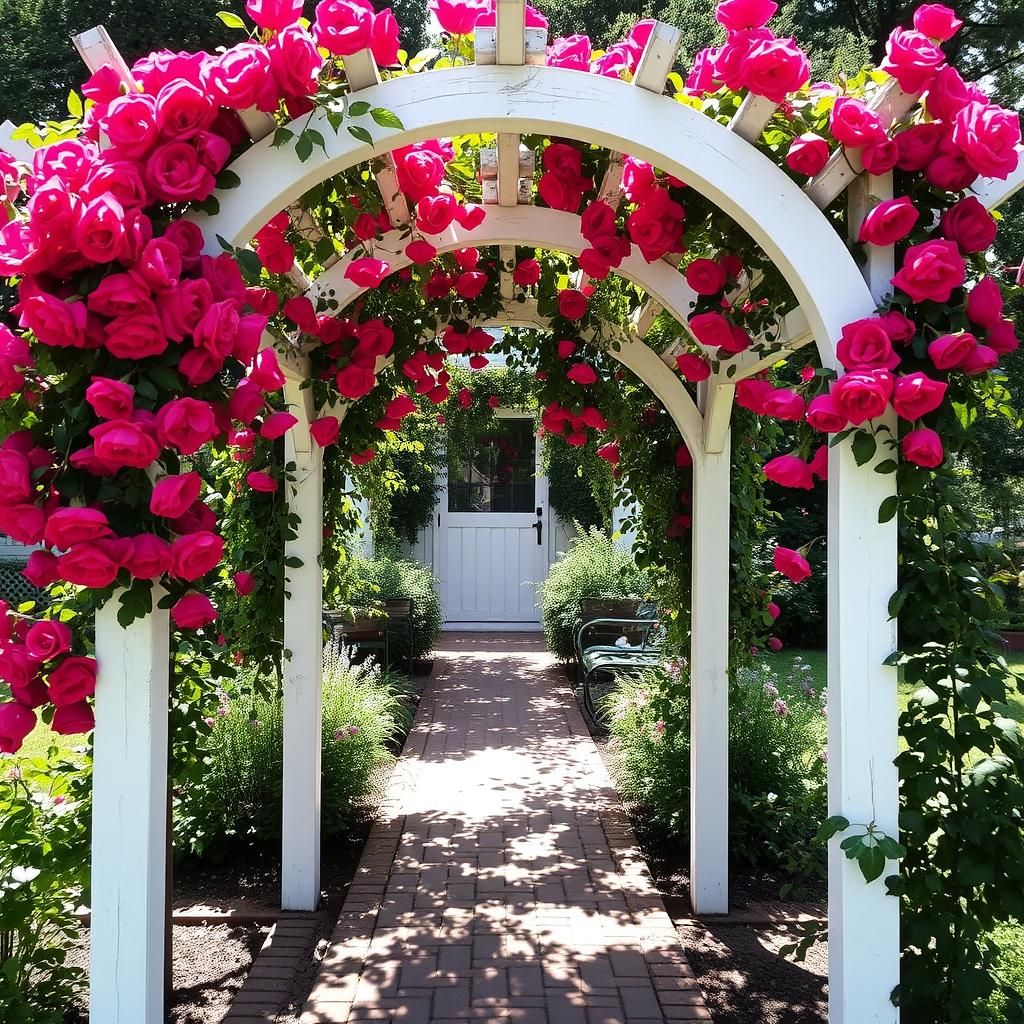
[605,657,827,882]
[176,645,411,859]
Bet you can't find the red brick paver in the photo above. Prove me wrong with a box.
[299,634,711,1024]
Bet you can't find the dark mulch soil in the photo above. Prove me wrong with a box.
[580,682,829,1024]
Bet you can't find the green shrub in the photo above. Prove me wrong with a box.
[605,656,827,882]
[329,553,443,662]
[539,528,653,661]
[0,754,90,1023]
[176,646,412,859]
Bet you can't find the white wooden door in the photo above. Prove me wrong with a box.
[438,414,547,628]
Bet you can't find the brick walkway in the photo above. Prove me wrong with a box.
[299,634,711,1024]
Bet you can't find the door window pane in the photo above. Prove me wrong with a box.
[449,418,536,512]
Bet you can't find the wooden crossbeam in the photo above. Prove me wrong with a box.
[631,298,662,338]
[594,23,683,211]
[72,26,135,87]
[803,80,917,210]
[729,93,778,144]
[342,49,411,230]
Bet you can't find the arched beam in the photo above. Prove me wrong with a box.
[309,206,700,339]
[195,63,877,372]
[304,206,705,458]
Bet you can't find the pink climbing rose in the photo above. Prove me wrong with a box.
[774,546,812,583]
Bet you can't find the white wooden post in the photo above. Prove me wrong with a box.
[826,172,900,1023]
[90,596,170,1024]
[689,440,731,914]
[281,429,324,911]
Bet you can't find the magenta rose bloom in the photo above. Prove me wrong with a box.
[685,259,728,295]
[313,0,375,55]
[558,289,589,320]
[547,34,592,70]
[310,416,341,448]
[831,370,893,425]
[415,191,462,235]
[763,454,814,490]
[428,0,488,35]
[246,0,304,30]
[58,542,122,589]
[740,36,810,103]
[774,546,812,583]
[48,656,98,706]
[891,372,947,420]
[951,101,1022,179]
[914,4,962,40]
[940,196,997,254]
[858,196,919,247]
[836,318,900,371]
[146,142,216,203]
[127,534,172,579]
[805,394,848,433]
[786,133,830,176]
[90,419,160,471]
[830,97,888,149]
[566,362,598,385]
[53,700,95,736]
[891,240,965,304]
[675,353,711,382]
[156,398,219,455]
[150,472,203,519]
[965,277,1004,330]
[881,27,945,93]
[716,0,778,31]
[171,592,218,630]
[928,331,977,370]
[43,508,111,550]
[268,23,324,99]
[902,427,944,468]
[0,701,36,754]
[170,531,225,581]
[25,620,72,662]
[85,377,135,421]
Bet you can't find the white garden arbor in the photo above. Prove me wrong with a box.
[46,9,1024,1024]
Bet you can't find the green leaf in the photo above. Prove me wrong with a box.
[215,234,234,253]
[815,815,850,843]
[347,124,374,146]
[874,459,897,474]
[147,365,181,392]
[878,494,899,523]
[851,430,877,466]
[858,843,886,883]
[295,131,314,162]
[67,90,83,120]
[235,248,263,279]
[348,100,372,116]
[272,126,294,148]
[217,169,241,190]
[217,10,247,29]
[370,107,404,129]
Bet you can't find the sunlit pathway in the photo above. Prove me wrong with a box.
[299,634,711,1023]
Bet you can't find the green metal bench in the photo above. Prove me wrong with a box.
[576,598,662,723]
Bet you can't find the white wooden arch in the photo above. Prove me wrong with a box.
[83,19,915,1024]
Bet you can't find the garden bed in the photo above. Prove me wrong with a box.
[587,698,829,1024]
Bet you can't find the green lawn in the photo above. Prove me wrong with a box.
[766,648,1024,722]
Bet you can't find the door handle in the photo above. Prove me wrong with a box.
[534,508,543,546]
